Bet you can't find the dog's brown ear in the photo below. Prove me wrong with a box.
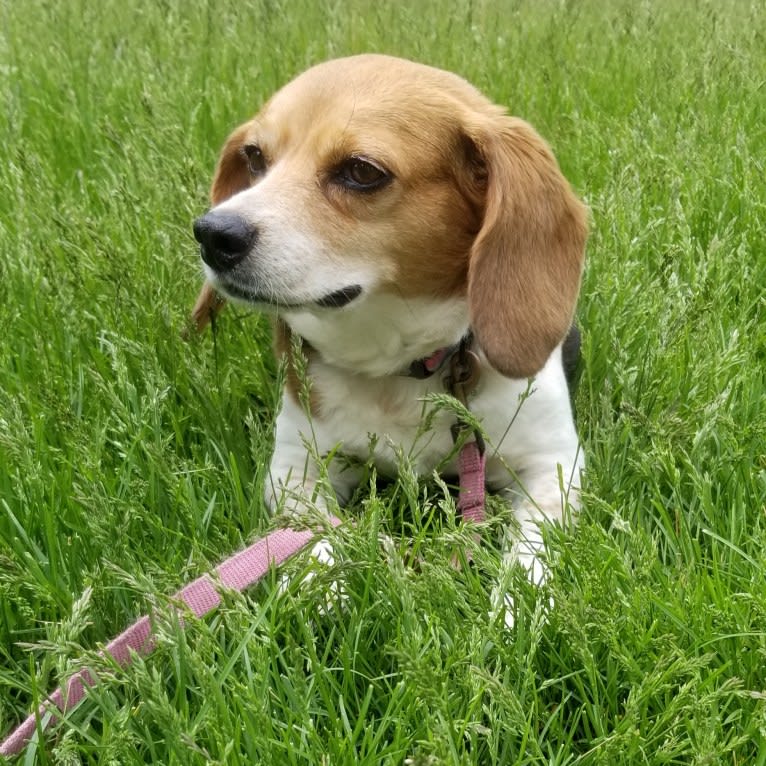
[189,122,253,333]
[209,121,253,205]
[189,281,226,333]
[464,115,587,378]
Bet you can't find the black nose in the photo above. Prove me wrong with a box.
[193,211,255,272]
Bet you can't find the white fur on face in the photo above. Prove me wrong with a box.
[205,177,391,310]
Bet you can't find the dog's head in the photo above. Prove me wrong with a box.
[191,54,587,378]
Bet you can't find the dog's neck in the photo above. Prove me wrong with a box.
[280,293,470,378]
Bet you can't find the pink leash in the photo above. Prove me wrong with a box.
[447,337,487,527]
[1,518,342,757]
[457,441,486,525]
[1,448,487,758]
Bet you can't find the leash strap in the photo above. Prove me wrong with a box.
[0,518,342,758]
[443,334,487,526]
[457,441,486,524]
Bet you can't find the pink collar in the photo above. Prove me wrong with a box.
[405,332,472,379]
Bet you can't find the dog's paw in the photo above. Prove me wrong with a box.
[490,535,553,630]
[308,538,336,567]
[489,582,554,630]
[489,584,518,629]
[278,538,348,614]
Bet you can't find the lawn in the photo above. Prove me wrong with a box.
[1,0,765,763]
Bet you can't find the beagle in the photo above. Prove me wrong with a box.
[191,54,587,604]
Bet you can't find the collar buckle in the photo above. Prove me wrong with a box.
[443,334,485,456]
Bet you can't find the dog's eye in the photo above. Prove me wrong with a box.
[242,144,267,177]
[337,157,390,191]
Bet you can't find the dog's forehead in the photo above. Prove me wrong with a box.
[257,56,483,152]
[276,54,473,105]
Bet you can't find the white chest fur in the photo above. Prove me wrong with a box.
[274,343,578,490]
[282,293,470,377]
[309,361,458,475]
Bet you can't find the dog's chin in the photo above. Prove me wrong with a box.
[213,278,363,311]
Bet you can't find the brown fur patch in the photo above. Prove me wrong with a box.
[464,116,587,378]
[273,318,321,414]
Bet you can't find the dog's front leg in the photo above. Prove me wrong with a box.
[267,393,359,599]
[266,392,359,515]
[491,455,583,627]
[518,454,582,571]
[266,394,324,516]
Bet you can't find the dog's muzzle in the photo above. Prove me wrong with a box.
[193,211,255,272]
[192,211,363,310]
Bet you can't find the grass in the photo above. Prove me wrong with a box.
[1,0,765,762]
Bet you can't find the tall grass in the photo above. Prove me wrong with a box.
[1,0,765,762]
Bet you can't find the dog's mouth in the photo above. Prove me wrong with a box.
[314,285,363,308]
[216,280,363,310]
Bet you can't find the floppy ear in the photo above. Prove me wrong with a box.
[465,115,587,378]
[209,121,253,206]
[189,122,253,332]
[189,281,226,333]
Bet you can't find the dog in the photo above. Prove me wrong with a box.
[191,54,587,615]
